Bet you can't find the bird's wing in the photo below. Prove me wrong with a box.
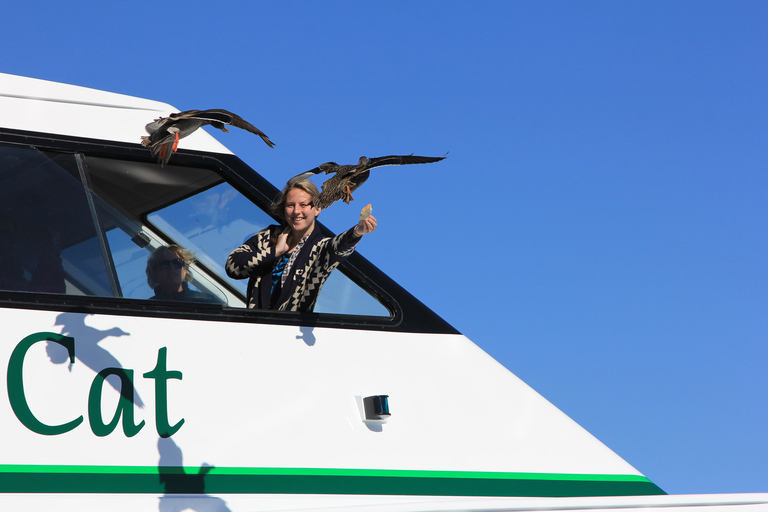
[285,167,324,188]
[348,170,371,189]
[285,162,341,187]
[364,154,446,170]
[179,109,240,125]
[300,155,446,209]
[181,109,275,148]
[157,110,207,123]
[158,142,175,167]
[144,109,230,134]
[142,129,176,152]
[142,110,201,143]
[343,154,446,181]
[143,119,164,136]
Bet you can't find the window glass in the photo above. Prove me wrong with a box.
[106,225,226,303]
[81,156,231,305]
[147,182,390,316]
[106,227,154,299]
[0,144,112,296]
[1,146,389,316]
[147,182,266,298]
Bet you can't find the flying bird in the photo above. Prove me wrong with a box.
[141,109,274,166]
[286,154,446,209]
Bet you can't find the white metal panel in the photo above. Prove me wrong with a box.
[2,308,638,477]
[0,73,231,154]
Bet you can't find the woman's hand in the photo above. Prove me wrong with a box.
[275,226,291,256]
[354,215,377,237]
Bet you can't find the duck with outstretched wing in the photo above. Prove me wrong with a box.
[142,109,274,166]
[286,154,446,209]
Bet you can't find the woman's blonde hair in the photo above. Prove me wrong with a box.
[271,180,320,221]
[146,245,195,290]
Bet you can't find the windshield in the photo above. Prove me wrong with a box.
[0,142,389,317]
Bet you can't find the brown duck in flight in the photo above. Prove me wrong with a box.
[287,154,446,209]
[141,109,274,166]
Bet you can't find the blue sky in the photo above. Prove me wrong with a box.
[3,1,766,496]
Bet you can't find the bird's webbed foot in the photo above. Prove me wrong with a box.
[344,185,354,204]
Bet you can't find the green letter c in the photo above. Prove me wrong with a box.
[7,332,84,435]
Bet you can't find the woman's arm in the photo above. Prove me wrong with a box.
[226,228,279,279]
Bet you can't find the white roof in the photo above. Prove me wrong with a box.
[0,73,231,154]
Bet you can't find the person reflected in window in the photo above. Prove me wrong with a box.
[146,245,219,303]
[226,180,377,312]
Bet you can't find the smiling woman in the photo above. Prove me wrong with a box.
[225,179,378,312]
[144,180,390,317]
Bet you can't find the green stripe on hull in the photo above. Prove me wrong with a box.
[0,465,665,497]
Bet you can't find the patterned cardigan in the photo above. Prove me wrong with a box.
[226,225,361,312]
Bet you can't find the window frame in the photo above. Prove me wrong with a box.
[0,128,458,335]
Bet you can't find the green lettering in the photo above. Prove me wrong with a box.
[7,332,84,435]
[143,347,184,437]
[88,368,145,437]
